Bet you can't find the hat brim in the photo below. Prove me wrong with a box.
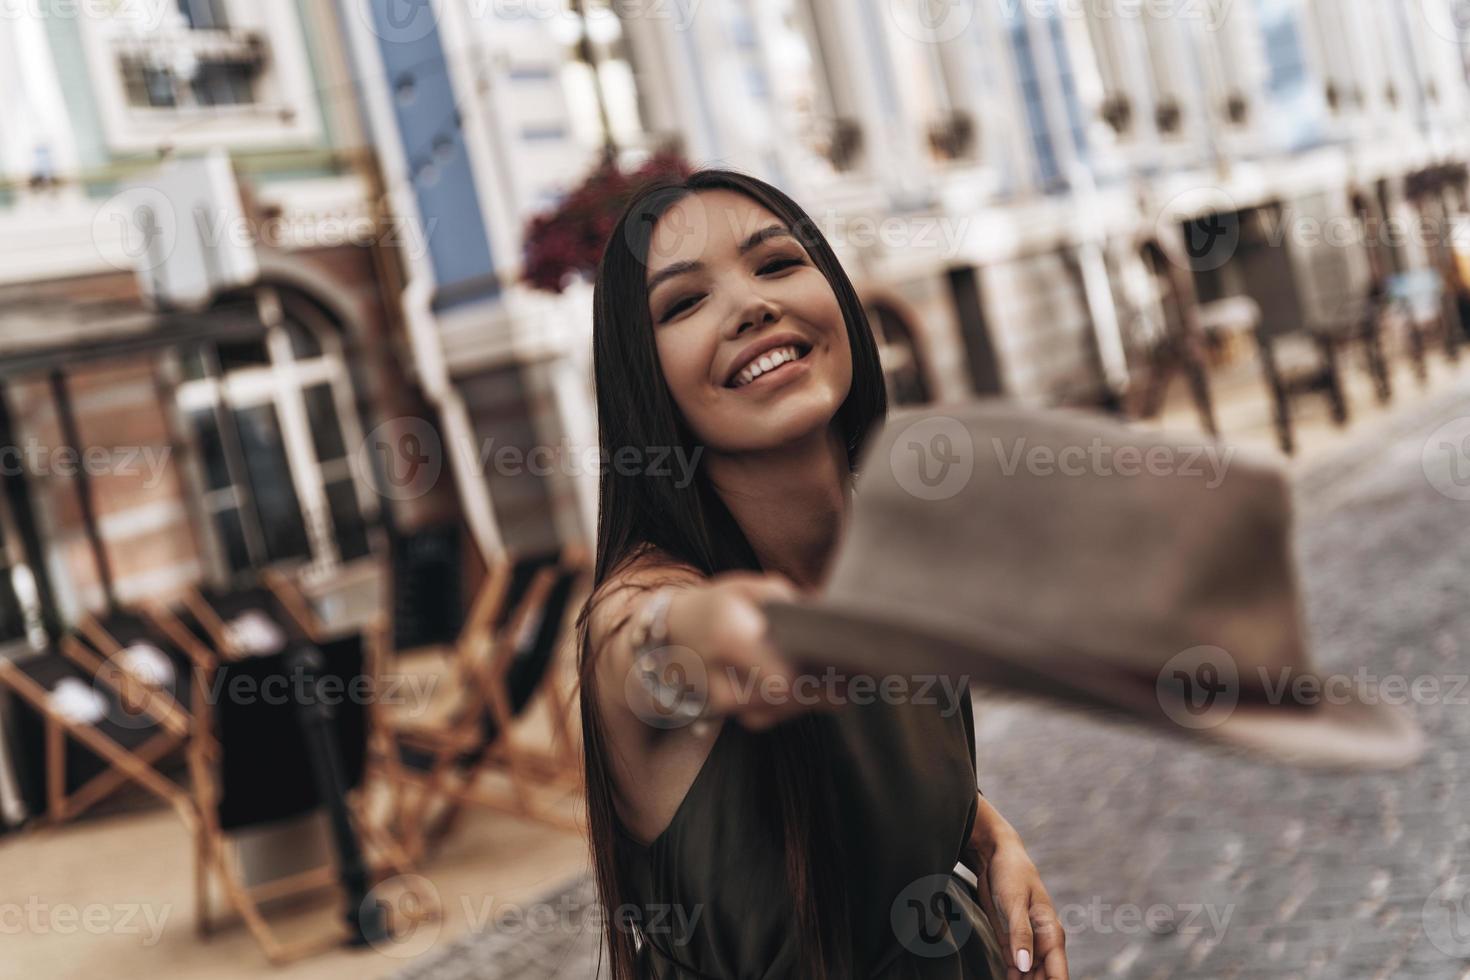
[761,596,1425,771]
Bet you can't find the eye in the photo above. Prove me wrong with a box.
[658,293,704,324]
[758,256,804,275]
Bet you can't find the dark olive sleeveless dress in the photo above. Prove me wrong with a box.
[614,681,1008,978]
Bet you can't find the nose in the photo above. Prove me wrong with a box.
[726,290,782,340]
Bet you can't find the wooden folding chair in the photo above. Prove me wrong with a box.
[69,608,219,761]
[0,639,197,829]
[376,546,587,860]
[144,583,437,965]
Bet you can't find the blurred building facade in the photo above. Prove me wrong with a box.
[4,0,1470,640]
[0,0,428,643]
[337,0,1470,561]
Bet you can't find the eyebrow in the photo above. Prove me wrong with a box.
[645,224,796,297]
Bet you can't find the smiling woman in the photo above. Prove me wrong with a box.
[574,170,1066,980]
[641,187,856,465]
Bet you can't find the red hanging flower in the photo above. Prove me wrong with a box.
[522,150,694,293]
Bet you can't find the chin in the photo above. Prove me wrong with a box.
[719,389,847,454]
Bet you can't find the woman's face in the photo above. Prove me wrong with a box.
[644,189,853,455]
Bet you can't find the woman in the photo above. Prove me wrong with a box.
[575,169,1068,979]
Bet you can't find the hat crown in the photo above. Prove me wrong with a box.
[829,402,1310,684]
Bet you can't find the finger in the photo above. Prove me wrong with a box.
[1005,896,1034,974]
[981,886,1012,968]
[1042,945,1069,980]
[1031,904,1067,980]
[733,575,800,604]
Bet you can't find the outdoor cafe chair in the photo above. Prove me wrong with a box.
[143,576,437,965]
[0,634,198,829]
[377,546,587,860]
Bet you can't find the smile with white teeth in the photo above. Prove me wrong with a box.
[730,345,807,388]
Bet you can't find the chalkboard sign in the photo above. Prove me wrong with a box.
[390,524,464,651]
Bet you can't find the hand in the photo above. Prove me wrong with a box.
[663,571,808,730]
[965,799,1068,979]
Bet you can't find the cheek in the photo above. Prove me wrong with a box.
[792,276,843,329]
[654,327,717,411]
[801,288,851,386]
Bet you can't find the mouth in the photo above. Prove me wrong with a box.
[725,343,813,389]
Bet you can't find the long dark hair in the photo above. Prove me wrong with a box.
[574,169,888,978]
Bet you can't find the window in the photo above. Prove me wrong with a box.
[1007,12,1063,189]
[753,0,857,175]
[1140,7,1187,135]
[77,0,320,152]
[1257,0,1323,149]
[1082,11,1133,136]
[174,289,375,579]
[1048,14,1090,158]
[116,34,263,111]
[1202,1,1255,127]
[552,1,654,154]
[883,5,980,164]
[1306,0,1360,115]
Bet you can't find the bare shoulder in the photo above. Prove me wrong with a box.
[585,545,704,655]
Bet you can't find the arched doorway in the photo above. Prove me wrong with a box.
[863,298,933,406]
[172,283,377,581]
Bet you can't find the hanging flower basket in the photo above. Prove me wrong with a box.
[521,149,694,294]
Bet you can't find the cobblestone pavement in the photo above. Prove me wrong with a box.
[395,382,1470,980]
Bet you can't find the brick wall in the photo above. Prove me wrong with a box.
[4,359,202,622]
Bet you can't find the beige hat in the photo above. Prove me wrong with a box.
[762,401,1424,769]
